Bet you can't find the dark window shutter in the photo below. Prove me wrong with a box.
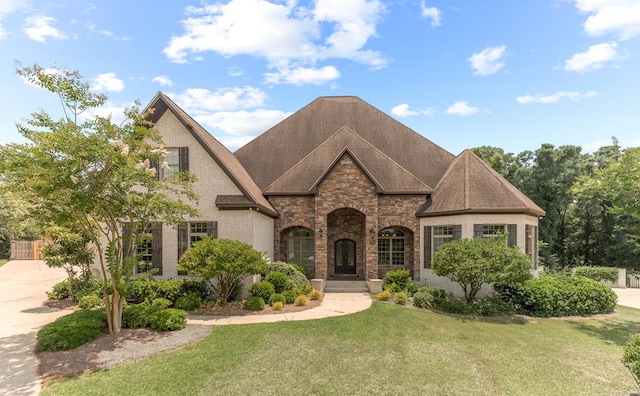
[179,147,189,172]
[178,222,188,259]
[473,224,483,238]
[208,221,218,239]
[423,226,432,269]
[123,223,132,258]
[152,223,163,275]
[453,225,462,240]
[534,226,539,269]
[150,160,160,180]
[507,224,517,247]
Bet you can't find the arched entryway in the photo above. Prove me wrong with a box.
[327,208,365,278]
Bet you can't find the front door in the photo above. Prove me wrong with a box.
[334,239,356,274]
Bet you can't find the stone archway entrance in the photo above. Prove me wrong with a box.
[327,208,365,278]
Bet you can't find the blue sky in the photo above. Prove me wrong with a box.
[1,0,639,155]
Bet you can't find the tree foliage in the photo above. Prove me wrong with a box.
[0,63,198,333]
[178,237,268,304]
[433,236,532,303]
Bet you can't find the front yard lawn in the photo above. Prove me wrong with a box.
[42,302,639,395]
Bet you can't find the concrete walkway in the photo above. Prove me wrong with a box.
[613,288,640,309]
[0,260,68,396]
[189,292,372,325]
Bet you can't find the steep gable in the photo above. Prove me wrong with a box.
[235,96,455,192]
[264,126,432,195]
[418,150,546,217]
[144,92,278,218]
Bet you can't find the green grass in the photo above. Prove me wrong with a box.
[42,303,640,395]
[0,259,7,267]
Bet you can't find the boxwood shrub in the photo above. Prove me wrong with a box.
[127,278,211,305]
[244,296,265,311]
[174,294,202,311]
[36,309,108,352]
[265,271,290,293]
[412,287,447,310]
[264,261,312,291]
[122,304,187,331]
[249,281,275,303]
[495,274,617,317]
[383,269,411,291]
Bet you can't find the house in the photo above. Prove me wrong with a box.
[142,93,545,294]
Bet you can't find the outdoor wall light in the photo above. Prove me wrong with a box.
[370,228,375,241]
[318,228,323,237]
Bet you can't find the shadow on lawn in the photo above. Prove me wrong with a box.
[567,318,640,347]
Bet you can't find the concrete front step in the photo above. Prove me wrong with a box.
[324,280,369,293]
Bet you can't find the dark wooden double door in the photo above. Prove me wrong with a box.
[334,239,356,274]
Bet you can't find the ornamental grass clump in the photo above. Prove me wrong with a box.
[294,295,308,306]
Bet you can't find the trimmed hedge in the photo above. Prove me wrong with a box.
[495,274,617,317]
[36,309,108,352]
[122,304,187,331]
[573,266,618,283]
[127,278,211,305]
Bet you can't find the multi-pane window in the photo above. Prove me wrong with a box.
[483,224,505,238]
[137,233,153,273]
[162,148,180,180]
[378,228,405,267]
[178,221,215,275]
[432,226,454,255]
[287,228,315,270]
[189,222,209,246]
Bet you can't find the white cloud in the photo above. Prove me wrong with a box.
[468,45,506,76]
[0,0,24,39]
[163,0,387,84]
[152,75,173,87]
[420,1,441,27]
[564,42,625,72]
[228,67,244,77]
[582,140,610,153]
[24,16,68,43]
[195,109,291,137]
[445,101,479,116]
[170,87,267,113]
[630,138,640,147]
[264,65,340,85]
[87,103,131,125]
[516,91,596,104]
[391,103,435,118]
[92,73,125,92]
[572,0,640,40]
[86,23,112,37]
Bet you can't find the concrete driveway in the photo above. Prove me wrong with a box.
[0,260,68,396]
[614,288,640,310]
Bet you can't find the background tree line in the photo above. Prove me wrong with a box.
[473,139,640,270]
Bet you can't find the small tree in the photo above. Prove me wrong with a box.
[433,236,532,303]
[178,237,268,303]
[41,225,94,300]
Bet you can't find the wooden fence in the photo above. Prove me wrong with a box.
[9,240,44,260]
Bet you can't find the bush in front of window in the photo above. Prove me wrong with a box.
[249,281,276,304]
[383,269,411,292]
[264,261,312,291]
[174,293,202,311]
[265,271,290,293]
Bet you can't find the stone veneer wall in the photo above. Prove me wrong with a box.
[268,153,428,281]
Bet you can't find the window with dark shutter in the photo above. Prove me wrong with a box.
[507,224,517,247]
[452,225,462,240]
[151,223,163,275]
[534,226,539,269]
[208,221,218,239]
[473,224,484,238]
[178,147,189,172]
[423,226,432,269]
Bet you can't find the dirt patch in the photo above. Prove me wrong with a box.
[192,298,322,316]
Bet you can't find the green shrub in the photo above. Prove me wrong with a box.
[383,269,411,291]
[309,289,323,300]
[406,283,420,296]
[394,291,408,305]
[474,297,516,316]
[269,293,286,306]
[292,283,313,296]
[271,301,284,310]
[78,294,104,310]
[150,308,187,331]
[293,264,311,279]
[437,300,475,315]
[294,295,308,306]
[265,271,291,293]
[226,279,243,302]
[376,290,391,301]
[412,287,447,309]
[573,266,618,283]
[384,283,403,293]
[282,289,297,304]
[496,274,617,317]
[264,261,312,291]
[244,296,265,311]
[48,277,102,301]
[174,294,202,311]
[122,304,187,331]
[127,278,211,306]
[36,309,107,352]
[151,298,173,309]
[622,334,640,388]
[249,281,276,303]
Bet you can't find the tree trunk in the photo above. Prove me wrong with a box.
[105,284,124,333]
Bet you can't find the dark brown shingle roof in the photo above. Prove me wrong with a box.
[144,92,278,218]
[418,149,546,217]
[264,126,432,194]
[235,96,455,193]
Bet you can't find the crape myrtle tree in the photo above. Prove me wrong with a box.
[433,236,532,303]
[0,63,198,333]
